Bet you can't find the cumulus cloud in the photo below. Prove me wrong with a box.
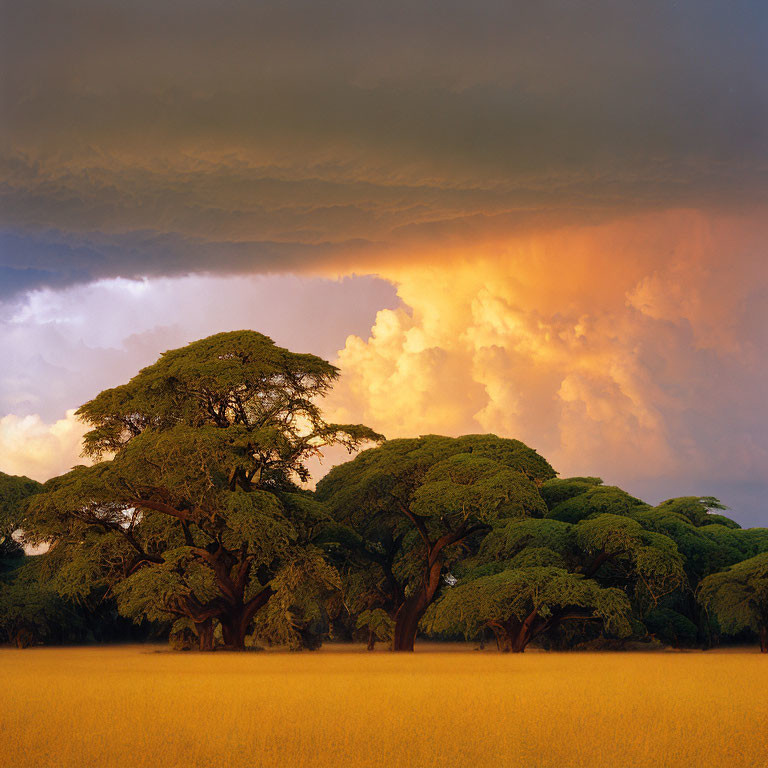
[0,272,396,483]
[0,410,87,482]
[326,210,768,525]
[1,1,766,526]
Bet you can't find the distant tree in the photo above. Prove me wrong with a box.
[24,331,381,650]
[699,553,768,653]
[0,473,55,648]
[644,607,698,649]
[426,508,684,651]
[631,498,768,583]
[627,496,768,645]
[545,481,647,525]
[316,435,555,650]
[424,566,632,652]
[0,557,85,648]
[0,472,42,568]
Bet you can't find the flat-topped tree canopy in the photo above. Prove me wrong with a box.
[546,484,649,525]
[316,434,555,650]
[652,497,738,529]
[424,566,633,653]
[24,331,381,651]
[317,434,554,533]
[77,330,381,484]
[699,552,768,653]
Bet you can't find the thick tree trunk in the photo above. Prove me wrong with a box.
[196,618,215,652]
[760,626,767,654]
[392,598,423,651]
[510,610,539,653]
[391,504,488,651]
[392,559,443,651]
[219,586,274,650]
[220,615,247,650]
[487,621,514,652]
[367,630,376,651]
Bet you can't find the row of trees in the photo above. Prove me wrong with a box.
[1,331,767,652]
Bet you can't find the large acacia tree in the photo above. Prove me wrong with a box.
[316,434,555,651]
[699,553,768,653]
[542,478,768,647]
[426,509,685,652]
[25,331,380,650]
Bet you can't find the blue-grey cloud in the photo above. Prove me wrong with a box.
[2,0,767,294]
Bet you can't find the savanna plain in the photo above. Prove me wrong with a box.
[1,645,766,768]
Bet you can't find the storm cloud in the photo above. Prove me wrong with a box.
[1,1,767,525]
[2,0,767,291]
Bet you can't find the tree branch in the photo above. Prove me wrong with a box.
[393,496,432,550]
[129,499,194,521]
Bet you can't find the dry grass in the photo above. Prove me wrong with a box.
[1,644,766,768]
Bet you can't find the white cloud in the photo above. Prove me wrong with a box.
[0,410,87,482]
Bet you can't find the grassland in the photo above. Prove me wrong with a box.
[1,644,766,768]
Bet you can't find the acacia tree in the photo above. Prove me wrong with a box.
[0,473,56,648]
[0,472,41,568]
[25,331,380,650]
[316,435,555,651]
[424,566,633,652]
[425,508,684,652]
[699,553,768,653]
[544,480,768,646]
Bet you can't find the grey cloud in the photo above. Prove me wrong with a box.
[2,0,767,294]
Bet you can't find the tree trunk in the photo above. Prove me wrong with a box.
[367,630,376,651]
[760,626,767,654]
[487,621,514,652]
[392,558,443,651]
[511,610,539,653]
[196,618,215,652]
[392,598,423,651]
[220,612,249,650]
[219,586,274,650]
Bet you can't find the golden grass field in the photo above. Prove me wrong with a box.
[1,644,766,768]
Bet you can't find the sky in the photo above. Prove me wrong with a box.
[1,1,767,526]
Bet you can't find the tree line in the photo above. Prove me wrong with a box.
[1,331,766,652]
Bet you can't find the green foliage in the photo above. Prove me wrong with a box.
[251,550,341,650]
[574,514,685,609]
[699,552,768,637]
[316,434,554,648]
[356,609,395,642]
[0,472,42,563]
[23,331,380,649]
[654,497,732,528]
[548,485,648,524]
[411,454,547,523]
[317,434,554,534]
[424,567,632,641]
[0,557,84,647]
[630,504,768,583]
[479,518,573,562]
[644,607,699,647]
[540,477,602,510]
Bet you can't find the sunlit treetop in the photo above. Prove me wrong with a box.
[317,433,554,534]
[77,330,382,483]
[546,483,648,524]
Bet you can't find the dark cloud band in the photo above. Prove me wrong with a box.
[2,0,767,294]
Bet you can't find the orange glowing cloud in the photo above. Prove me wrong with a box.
[326,209,768,505]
